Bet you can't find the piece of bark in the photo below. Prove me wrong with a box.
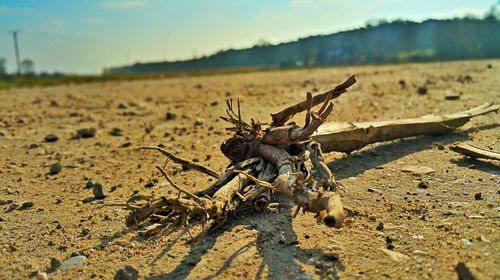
[271,75,356,126]
[313,102,498,153]
[451,143,500,161]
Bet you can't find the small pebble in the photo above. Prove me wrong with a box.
[417,86,427,95]
[418,181,428,189]
[110,128,123,137]
[60,255,86,271]
[321,252,339,261]
[49,162,62,175]
[36,272,48,280]
[44,134,59,142]
[93,183,108,199]
[165,112,177,121]
[86,180,95,188]
[77,128,97,138]
[474,192,482,200]
[50,257,62,271]
[117,103,128,109]
[194,118,205,126]
[376,222,384,231]
[114,265,139,280]
[19,201,34,210]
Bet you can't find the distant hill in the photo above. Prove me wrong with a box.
[106,18,500,74]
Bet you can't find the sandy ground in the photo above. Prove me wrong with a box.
[0,60,499,280]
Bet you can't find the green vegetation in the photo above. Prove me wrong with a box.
[0,67,272,90]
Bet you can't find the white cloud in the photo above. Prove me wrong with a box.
[102,0,146,9]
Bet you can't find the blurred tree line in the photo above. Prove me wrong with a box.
[108,14,500,74]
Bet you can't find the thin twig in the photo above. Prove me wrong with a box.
[155,166,204,204]
[138,146,219,178]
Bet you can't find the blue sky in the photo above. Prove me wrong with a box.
[0,0,496,74]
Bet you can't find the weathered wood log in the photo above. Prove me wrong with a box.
[313,103,498,153]
[451,143,500,161]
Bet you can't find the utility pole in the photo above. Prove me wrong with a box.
[9,30,21,75]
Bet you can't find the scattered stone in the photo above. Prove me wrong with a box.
[60,255,87,271]
[461,238,472,246]
[19,201,34,210]
[8,244,17,252]
[114,265,139,280]
[457,74,473,83]
[44,134,59,142]
[387,243,395,250]
[385,236,394,243]
[381,248,409,262]
[165,112,177,121]
[455,262,475,280]
[486,64,492,69]
[144,181,155,188]
[321,252,339,261]
[398,79,406,89]
[210,101,218,106]
[0,199,13,206]
[121,142,132,148]
[77,128,97,138]
[28,143,40,149]
[418,181,429,189]
[110,128,123,137]
[376,222,384,231]
[417,86,427,95]
[49,162,62,175]
[50,257,62,271]
[4,203,18,213]
[194,118,205,126]
[444,91,461,100]
[81,228,90,237]
[93,183,108,199]
[86,180,95,189]
[50,100,60,107]
[474,192,481,200]
[401,165,436,175]
[367,188,382,194]
[117,103,128,109]
[36,271,48,280]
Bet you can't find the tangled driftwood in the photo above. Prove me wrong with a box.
[124,76,498,238]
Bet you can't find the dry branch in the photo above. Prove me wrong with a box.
[124,75,498,240]
[451,143,500,161]
[313,102,499,153]
[138,146,220,178]
[271,75,357,126]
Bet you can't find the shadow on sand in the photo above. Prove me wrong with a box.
[146,198,344,280]
[134,125,498,279]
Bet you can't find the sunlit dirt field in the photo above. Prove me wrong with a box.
[0,60,498,279]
